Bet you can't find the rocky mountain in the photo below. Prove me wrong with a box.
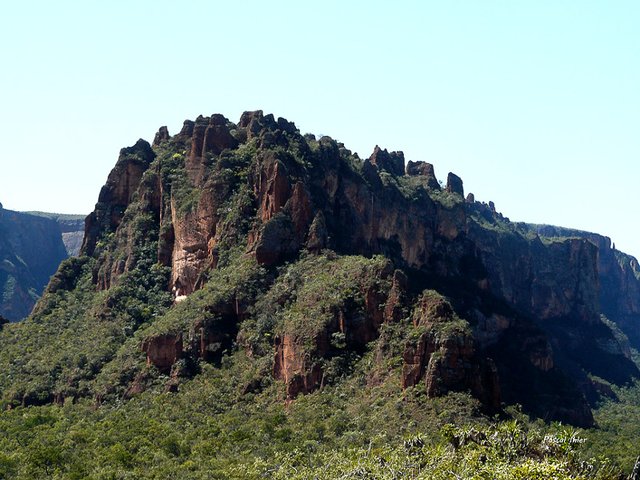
[1,110,639,429]
[0,206,70,320]
[524,224,640,350]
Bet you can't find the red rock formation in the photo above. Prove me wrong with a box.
[82,139,156,257]
[257,152,291,223]
[369,145,405,176]
[188,299,244,362]
[383,270,407,323]
[405,160,440,190]
[273,334,324,400]
[187,114,238,183]
[153,126,170,146]
[402,292,501,411]
[445,172,464,196]
[169,194,217,295]
[77,111,636,424]
[306,212,329,252]
[284,182,313,240]
[142,333,183,372]
[272,262,399,399]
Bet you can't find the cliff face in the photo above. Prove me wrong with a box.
[24,212,85,256]
[7,111,637,426]
[0,207,69,320]
[529,224,640,350]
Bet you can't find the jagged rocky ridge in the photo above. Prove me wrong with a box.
[5,111,640,427]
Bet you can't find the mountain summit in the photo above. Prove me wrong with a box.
[1,111,640,476]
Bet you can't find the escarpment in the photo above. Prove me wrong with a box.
[527,224,640,349]
[15,110,638,426]
[0,207,70,320]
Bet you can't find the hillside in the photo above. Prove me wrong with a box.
[1,111,639,478]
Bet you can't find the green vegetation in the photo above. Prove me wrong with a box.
[271,254,389,340]
[0,360,632,479]
[586,381,640,473]
[429,186,465,209]
[23,212,86,221]
[2,246,639,477]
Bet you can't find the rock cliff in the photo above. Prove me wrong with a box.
[5,111,637,427]
[25,212,85,256]
[528,224,640,349]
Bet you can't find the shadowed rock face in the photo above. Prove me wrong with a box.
[0,208,69,320]
[446,173,464,196]
[530,225,640,349]
[143,333,183,372]
[78,110,639,426]
[369,145,405,176]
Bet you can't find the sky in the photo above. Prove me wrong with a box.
[1,1,639,256]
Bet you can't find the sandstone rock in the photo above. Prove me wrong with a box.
[75,110,640,426]
[257,153,291,223]
[446,172,464,196]
[361,158,383,189]
[82,139,155,257]
[0,210,72,320]
[202,115,238,156]
[189,116,207,160]
[402,292,501,411]
[123,371,151,398]
[405,160,440,189]
[284,182,313,241]
[383,270,407,323]
[369,145,405,176]
[189,303,241,362]
[142,333,183,372]
[402,330,431,388]
[532,224,640,352]
[412,292,455,327]
[273,334,323,400]
[277,116,298,134]
[254,213,297,265]
[239,110,263,128]
[153,126,170,146]
[178,120,195,138]
[306,211,329,252]
[169,205,212,296]
[239,110,279,142]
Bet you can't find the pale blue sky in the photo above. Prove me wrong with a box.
[1,1,639,256]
